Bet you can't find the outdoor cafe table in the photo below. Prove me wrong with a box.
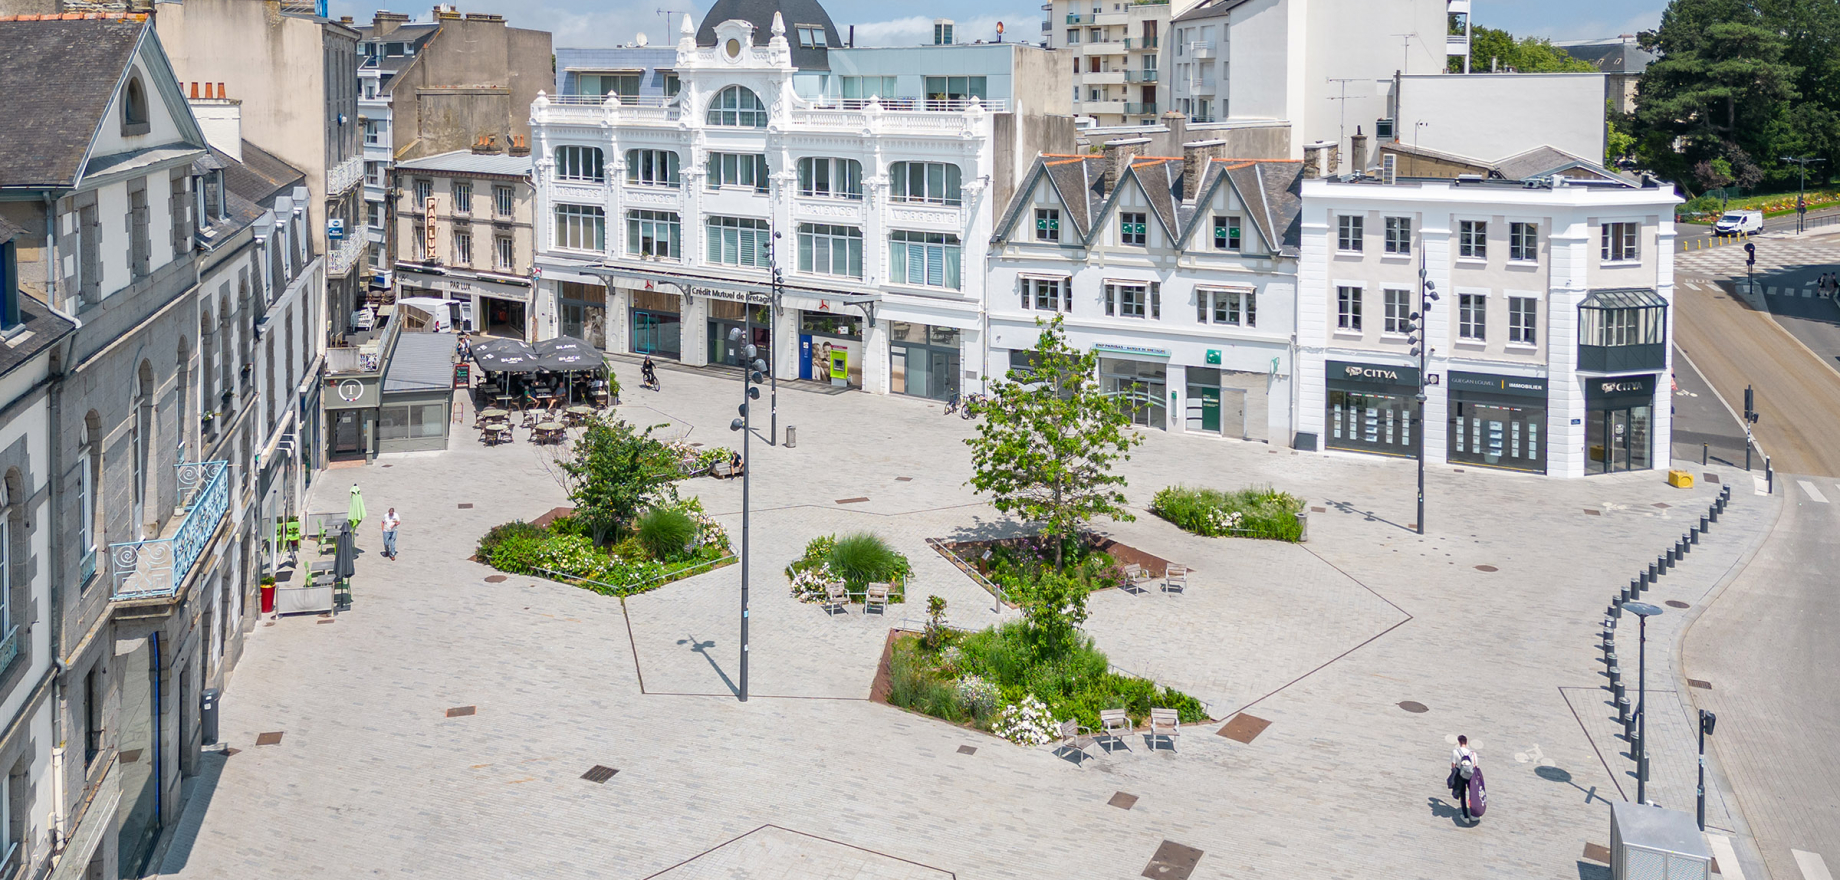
[565,405,594,424]
[533,421,566,443]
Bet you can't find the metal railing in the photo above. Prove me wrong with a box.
[1124,69,1159,83]
[1186,40,1216,57]
[109,461,230,600]
[551,94,679,107]
[0,625,17,674]
[327,232,365,278]
[328,156,363,196]
[1125,102,1158,115]
[924,538,1007,611]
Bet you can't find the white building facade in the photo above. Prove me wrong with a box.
[986,143,1300,440]
[530,13,1000,400]
[1296,176,1680,478]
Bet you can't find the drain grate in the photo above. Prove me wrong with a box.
[834,497,870,504]
[316,618,335,625]
[255,732,284,746]
[446,706,476,718]
[1108,791,1139,810]
[1397,701,1429,714]
[120,749,143,764]
[1583,509,1602,516]
[1473,565,1498,572]
[956,745,976,755]
[484,575,507,583]
[581,765,618,783]
[895,477,913,482]
[1688,679,1713,690]
[1583,842,1611,863]
[1141,840,1204,880]
[1703,473,1720,484]
[1217,713,1271,744]
[1310,506,1326,513]
[1665,600,1690,609]
[458,503,474,509]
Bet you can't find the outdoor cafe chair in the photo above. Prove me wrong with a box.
[864,583,890,617]
[823,581,850,616]
[1147,708,1181,750]
[1099,709,1133,749]
[1163,564,1189,594]
[1055,719,1103,765]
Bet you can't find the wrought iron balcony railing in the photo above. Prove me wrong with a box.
[109,461,230,601]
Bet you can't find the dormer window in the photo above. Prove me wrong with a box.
[121,75,150,136]
[796,25,827,48]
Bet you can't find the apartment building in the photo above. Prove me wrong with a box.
[530,0,1074,401]
[1043,0,1197,127]
[986,141,1301,439]
[392,151,537,340]
[356,13,440,291]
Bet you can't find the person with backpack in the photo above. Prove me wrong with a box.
[1448,735,1481,823]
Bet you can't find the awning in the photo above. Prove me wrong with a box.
[469,336,606,373]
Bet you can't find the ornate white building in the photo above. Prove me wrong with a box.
[529,7,1002,400]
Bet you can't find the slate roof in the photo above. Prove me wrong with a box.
[1553,39,1656,75]
[197,140,308,244]
[997,151,1304,256]
[697,0,839,70]
[0,17,147,189]
[1493,145,1622,182]
[0,216,79,377]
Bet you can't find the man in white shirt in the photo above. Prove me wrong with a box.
[382,508,401,560]
[1450,735,1477,822]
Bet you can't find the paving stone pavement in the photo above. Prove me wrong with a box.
[150,360,1779,880]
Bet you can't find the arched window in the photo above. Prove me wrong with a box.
[79,412,101,587]
[176,337,190,461]
[706,86,767,128]
[121,75,149,136]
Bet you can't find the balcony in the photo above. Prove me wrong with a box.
[328,231,365,278]
[108,461,230,601]
[329,155,363,196]
[1082,40,1128,55]
[1446,34,1470,55]
[1187,40,1216,58]
[1125,35,1158,49]
[1124,69,1159,83]
[1080,100,1126,115]
[1084,70,1127,85]
[1125,102,1158,116]
[1065,11,1092,23]
[1190,77,1217,95]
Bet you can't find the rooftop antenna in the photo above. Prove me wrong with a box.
[1327,77,1364,174]
[1391,33,1417,72]
[657,8,685,37]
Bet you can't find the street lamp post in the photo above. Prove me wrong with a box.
[1697,709,1717,830]
[1405,247,1440,535]
[1625,601,1663,804]
[728,322,767,702]
[1781,156,1826,233]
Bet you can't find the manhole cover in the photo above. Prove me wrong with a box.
[1703,473,1720,484]
[484,575,508,583]
[1217,713,1271,744]
[446,706,476,718]
[956,745,976,755]
[316,618,335,625]
[255,732,284,746]
[1452,468,1465,473]
[581,765,618,783]
[1310,506,1326,513]
[1398,701,1429,714]
[1108,791,1139,810]
[1473,565,1498,572]
[1141,840,1204,880]
[1688,679,1713,690]
[834,497,870,504]
[458,503,474,509]
[1665,600,1690,609]
[381,464,393,468]
[1583,509,1602,516]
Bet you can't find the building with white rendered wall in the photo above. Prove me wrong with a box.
[1295,173,1679,479]
[530,3,1010,400]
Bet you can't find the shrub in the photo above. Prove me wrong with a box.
[487,533,546,574]
[546,515,590,539]
[828,533,907,588]
[636,506,698,561]
[993,694,1059,746]
[1151,484,1303,541]
[478,520,543,560]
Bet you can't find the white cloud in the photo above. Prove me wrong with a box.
[845,11,1038,47]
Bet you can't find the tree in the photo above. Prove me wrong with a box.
[1452,26,1596,74]
[1632,0,1800,185]
[1606,101,1638,166]
[964,315,1141,570]
[555,417,682,546]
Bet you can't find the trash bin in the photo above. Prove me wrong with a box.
[785,425,796,448]
[200,688,221,745]
[1295,509,1309,543]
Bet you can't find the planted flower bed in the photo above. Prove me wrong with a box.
[935,533,1167,606]
[1151,485,1304,541]
[478,498,733,596]
[786,533,912,604]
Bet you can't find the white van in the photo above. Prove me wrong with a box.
[1714,210,1764,235]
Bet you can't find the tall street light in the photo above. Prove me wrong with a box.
[1624,601,1663,804]
[1697,709,1717,830]
[1405,245,1439,535]
[1781,156,1826,233]
[728,320,766,702]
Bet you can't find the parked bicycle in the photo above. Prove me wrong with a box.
[959,392,987,420]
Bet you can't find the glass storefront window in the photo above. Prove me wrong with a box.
[1449,401,1545,472]
[1326,390,1417,456]
[799,313,860,336]
[889,322,962,400]
[1585,404,1651,474]
[1100,357,1167,429]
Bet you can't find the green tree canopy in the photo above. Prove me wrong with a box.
[964,315,1141,570]
[556,417,681,545]
[1452,26,1596,74]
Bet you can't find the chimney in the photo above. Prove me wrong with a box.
[1102,137,1149,192]
[1350,126,1369,176]
[1302,140,1338,179]
[1181,139,1227,200]
[464,12,504,23]
[188,94,243,162]
[340,15,353,25]
[372,10,410,38]
[1161,110,1188,156]
[508,134,529,156]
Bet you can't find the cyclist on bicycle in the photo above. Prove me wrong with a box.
[641,356,658,390]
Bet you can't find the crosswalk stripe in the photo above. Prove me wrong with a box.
[1769,286,1780,296]
[1805,288,1815,298]
[1800,480,1829,503]
[1794,850,1834,880]
[1755,475,1771,496]
[1706,834,1747,880]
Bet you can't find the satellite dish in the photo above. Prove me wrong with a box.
[635,32,649,47]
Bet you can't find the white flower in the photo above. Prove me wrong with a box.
[956,675,999,714]
[993,694,1059,746]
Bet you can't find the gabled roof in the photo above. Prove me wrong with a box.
[1552,39,1656,75]
[0,16,150,188]
[1173,0,1256,23]
[994,152,1303,256]
[197,140,309,243]
[1492,145,1624,183]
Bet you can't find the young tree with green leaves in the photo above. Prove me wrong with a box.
[555,417,682,546]
[1452,26,1596,74]
[964,315,1141,570]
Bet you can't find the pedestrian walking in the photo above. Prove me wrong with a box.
[382,507,401,560]
[1448,735,1479,823]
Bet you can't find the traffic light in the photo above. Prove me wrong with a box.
[1745,242,1756,266]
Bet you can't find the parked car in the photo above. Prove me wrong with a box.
[1714,210,1764,235]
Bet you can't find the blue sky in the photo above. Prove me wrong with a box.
[328,0,1666,52]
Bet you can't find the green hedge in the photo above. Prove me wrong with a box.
[1151,485,1303,541]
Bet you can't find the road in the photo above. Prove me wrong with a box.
[1677,206,1840,247]
[1670,346,1752,469]
[1685,477,1840,880]
[1673,276,1840,477]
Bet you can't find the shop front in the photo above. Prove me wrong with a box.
[1447,371,1549,473]
[1584,373,1656,475]
[325,374,380,461]
[798,311,862,387]
[558,280,608,349]
[479,293,527,339]
[1325,359,1421,458]
[377,332,457,454]
[889,322,961,401]
[630,288,683,359]
[1098,346,1171,429]
[708,299,773,369]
